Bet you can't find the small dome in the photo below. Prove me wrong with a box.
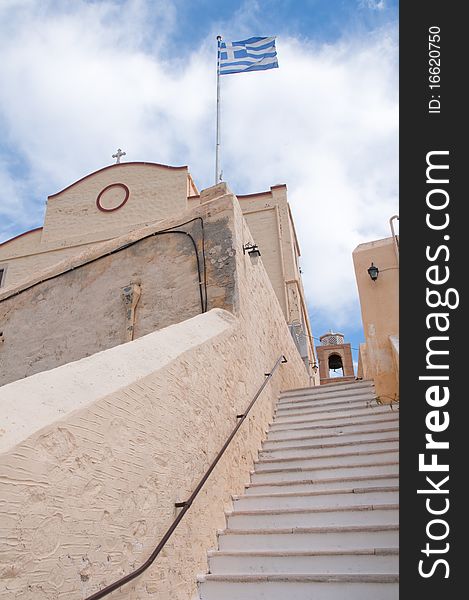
[320,332,345,346]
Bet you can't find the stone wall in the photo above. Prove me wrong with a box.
[235,185,317,382]
[0,242,99,291]
[0,163,191,289]
[0,195,309,599]
[0,309,307,600]
[240,202,287,315]
[0,199,237,387]
[0,172,318,386]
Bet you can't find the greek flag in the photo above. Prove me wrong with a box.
[219,37,278,75]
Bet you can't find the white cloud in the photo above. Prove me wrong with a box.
[359,0,386,10]
[0,0,397,331]
[220,32,398,322]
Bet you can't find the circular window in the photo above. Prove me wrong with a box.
[96,183,130,212]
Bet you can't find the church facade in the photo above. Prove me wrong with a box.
[0,161,316,380]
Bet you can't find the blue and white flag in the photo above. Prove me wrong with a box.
[219,36,278,75]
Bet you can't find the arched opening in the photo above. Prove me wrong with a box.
[328,353,344,378]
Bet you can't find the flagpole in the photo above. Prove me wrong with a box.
[215,35,222,184]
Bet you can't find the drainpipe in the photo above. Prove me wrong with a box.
[389,215,399,266]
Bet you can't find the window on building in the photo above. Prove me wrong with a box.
[0,267,5,287]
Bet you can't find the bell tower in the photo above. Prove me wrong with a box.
[316,331,355,385]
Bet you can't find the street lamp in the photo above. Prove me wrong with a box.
[243,243,261,265]
[367,262,379,281]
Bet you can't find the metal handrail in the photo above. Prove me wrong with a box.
[85,354,288,599]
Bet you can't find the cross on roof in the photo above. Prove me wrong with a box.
[112,148,126,163]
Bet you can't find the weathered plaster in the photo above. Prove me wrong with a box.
[0,199,237,387]
[0,194,309,599]
[353,237,399,400]
[389,335,399,379]
[42,163,189,247]
[0,163,192,290]
[235,186,317,381]
[0,171,317,384]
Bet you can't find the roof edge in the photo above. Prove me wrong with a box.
[352,236,395,253]
[237,184,287,199]
[48,161,188,199]
[0,227,43,249]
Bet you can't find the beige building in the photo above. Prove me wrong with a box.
[0,162,316,379]
[0,160,400,599]
[353,235,399,401]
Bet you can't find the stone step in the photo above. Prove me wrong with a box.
[277,396,376,410]
[227,504,399,529]
[276,390,375,411]
[274,399,375,417]
[207,548,399,575]
[270,408,399,433]
[274,405,377,421]
[251,460,399,484]
[268,415,399,437]
[273,405,395,424]
[246,475,399,495]
[277,393,376,412]
[233,487,399,511]
[263,427,399,450]
[198,574,399,600]
[254,448,399,472]
[198,382,399,600]
[279,381,374,401]
[259,437,399,459]
[270,408,398,429]
[218,524,399,551]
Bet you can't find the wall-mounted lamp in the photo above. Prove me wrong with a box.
[243,242,261,265]
[367,262,379,281]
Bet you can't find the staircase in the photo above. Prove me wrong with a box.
[198,379,399,599]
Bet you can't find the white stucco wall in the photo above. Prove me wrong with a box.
[0,195,309,599]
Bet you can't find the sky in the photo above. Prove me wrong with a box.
[0,0,398,365]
